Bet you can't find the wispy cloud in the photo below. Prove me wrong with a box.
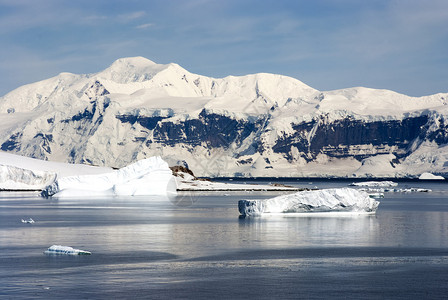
[118,11,146,23]
[0,0,447,97]
[135,23,154,30]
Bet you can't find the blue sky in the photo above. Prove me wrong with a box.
[0,0,447,97]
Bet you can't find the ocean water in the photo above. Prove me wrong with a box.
[0,179,447,299]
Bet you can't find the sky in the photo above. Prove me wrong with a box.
[0,0,447,97]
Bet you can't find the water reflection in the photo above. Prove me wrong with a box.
[238,214,379,248]
[1,186,448,299]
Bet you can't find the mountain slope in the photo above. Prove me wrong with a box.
[0,56,447,178]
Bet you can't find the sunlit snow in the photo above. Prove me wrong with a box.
[42,156,177,197]
[238,188,379,216]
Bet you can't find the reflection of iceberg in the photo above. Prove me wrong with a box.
[42,157,177,197]
[238,188,380,217]
[44,245,91,255]
[349,181,397,187]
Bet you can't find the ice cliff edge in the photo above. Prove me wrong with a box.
[42,156,177,197]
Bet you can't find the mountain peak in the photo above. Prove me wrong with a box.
[110,56,158,68]
[99,56,170,84]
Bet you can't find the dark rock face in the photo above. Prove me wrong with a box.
[113,108,445,165]
[273,115,430,161]
[1,132,22,151]
[151,110,264,148]
[33,133,53,154]
[116,114,167,131]
[422,115,448,145]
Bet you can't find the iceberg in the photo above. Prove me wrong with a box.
[0,164,56,191]
[349,181,398,187]
[21,218,35,224]
[42,156,177,197]
[419,172,445,180]
[238,188,380,217]
[44,245,91,255]
[359,187,431,193]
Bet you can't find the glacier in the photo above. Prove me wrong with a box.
[42,156,177,197]
[0,56,448,178]
[238,188,380,217]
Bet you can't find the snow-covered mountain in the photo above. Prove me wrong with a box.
[1,56,447,178]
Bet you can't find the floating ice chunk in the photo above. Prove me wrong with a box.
[44,245,91,255]
[419,172,445,180]
[21,218,35,223]
[238,188,379,217]
[349,181,398,187]
[42,156,177,197]
[367,192,384,199]
[359,187,431,193]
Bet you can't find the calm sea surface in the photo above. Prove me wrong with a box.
[1,179,447,299]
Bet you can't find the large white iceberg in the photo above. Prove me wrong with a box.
[42,156,177,197]
[238,188,380,217]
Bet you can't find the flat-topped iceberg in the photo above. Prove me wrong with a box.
[42,156,177,197]
[44,245,91,255]
[359,187,431,193]
[349,181,398,187]
[238,188,380,217]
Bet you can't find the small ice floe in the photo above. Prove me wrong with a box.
[21,218,35,224]
[349,181,398,187]
[359,187,432,193]
[44,245,91,255]
[368,192,384,199]
[238,188,379,217]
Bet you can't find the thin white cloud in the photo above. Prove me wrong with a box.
[118,11,146,23]
[0,0,447,97]
[136,23,154,30]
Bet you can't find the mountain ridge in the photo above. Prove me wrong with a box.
[0,56,447,178]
